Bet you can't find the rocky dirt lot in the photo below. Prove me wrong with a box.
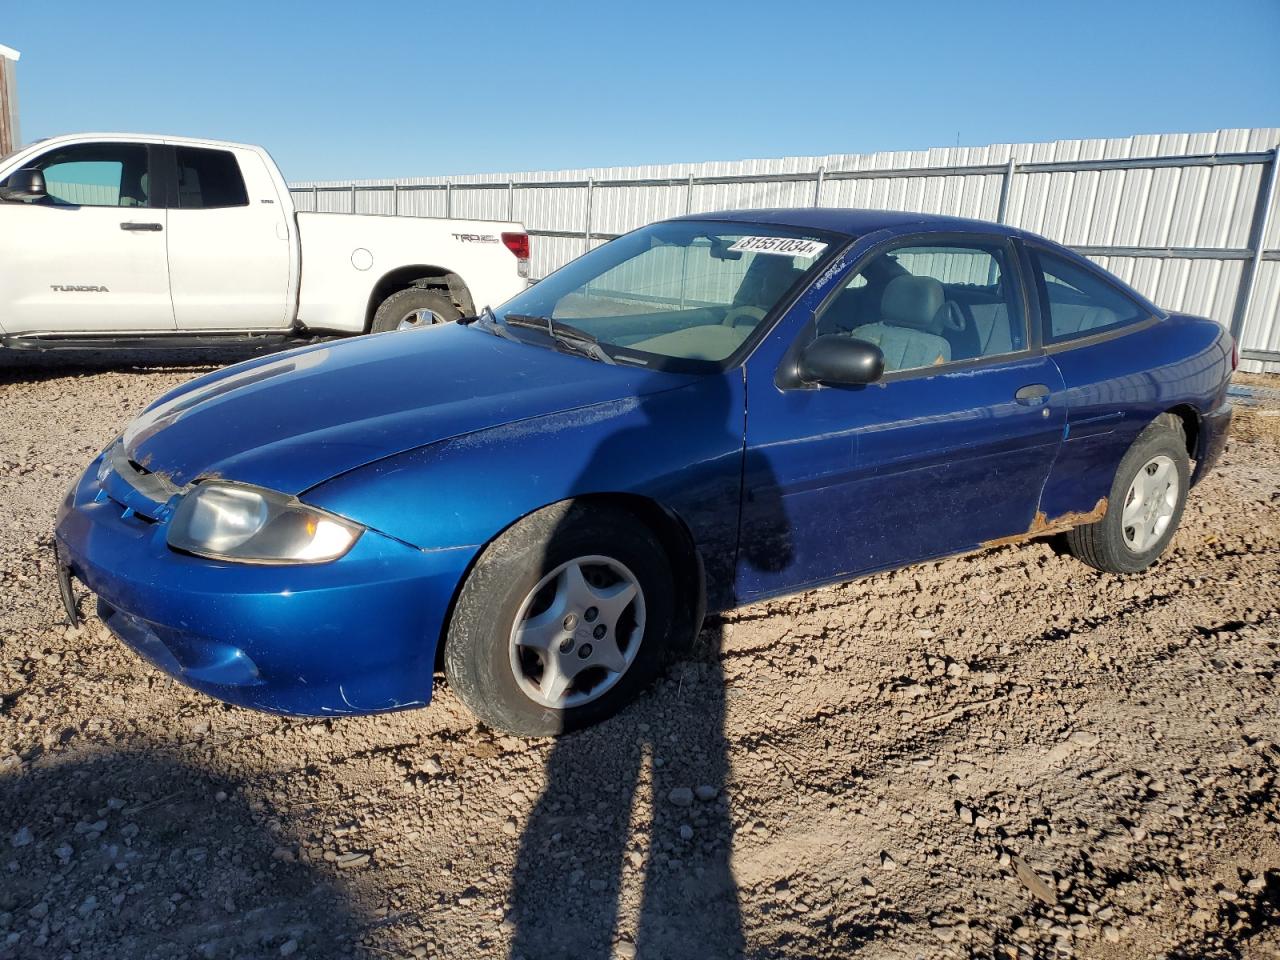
[1,350,1278,960]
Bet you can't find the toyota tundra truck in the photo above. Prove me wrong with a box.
[0,133,531,349]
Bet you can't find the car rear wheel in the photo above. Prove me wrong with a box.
[371,287,461,333]
[1064,414,1190,574]
[443,502,675,736]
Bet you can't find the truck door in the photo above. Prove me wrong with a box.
[164,145,292,330]
[0,141,175,335]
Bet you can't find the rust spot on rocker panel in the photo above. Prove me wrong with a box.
[982,497,1109,549]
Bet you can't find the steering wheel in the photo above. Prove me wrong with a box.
[722,305,766,328]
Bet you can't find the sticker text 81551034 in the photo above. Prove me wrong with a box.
[728,236,828,258]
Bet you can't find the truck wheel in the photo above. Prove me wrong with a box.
[371,287,460,333]
[443,501,676,737]
[1064,414,1190,574]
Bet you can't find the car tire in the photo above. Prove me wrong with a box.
[370,287,461,333]
[1064,414,1190,574]
[442,501,676,737]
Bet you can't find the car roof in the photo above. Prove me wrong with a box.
[676,207,1165,318]
[675,207,1029,239]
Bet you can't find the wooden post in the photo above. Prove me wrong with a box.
[0,45,20,157]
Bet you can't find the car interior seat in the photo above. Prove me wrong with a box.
[969,302,1014,356]
[118,169,149,208]
[732,257,805,320]
[850,275,953,370]
[1052,304,1118,336]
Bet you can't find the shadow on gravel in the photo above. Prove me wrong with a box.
[509,376,794,960]
[0,749,365,959]
[508,620,745,960]
[1166,868,1280,959]
[0,344,300,386]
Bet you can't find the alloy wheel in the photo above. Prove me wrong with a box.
[508,555,646,710]
[1121,454,1179,553]
[397,308,444,330]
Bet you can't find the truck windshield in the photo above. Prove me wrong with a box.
[494,221,836,371]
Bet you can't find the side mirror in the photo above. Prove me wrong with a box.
[0,168,47,202]
[798,335,884,386]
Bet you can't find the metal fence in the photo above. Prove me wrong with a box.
[290,128,1280,372]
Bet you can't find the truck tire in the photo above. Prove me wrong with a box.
[370,287,460,333]
[1064,414,1190,574]
[443,501,676,737]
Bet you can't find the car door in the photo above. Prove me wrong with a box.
[0,140,175,334]
[164,144,292,329]
[738,234,1067,603]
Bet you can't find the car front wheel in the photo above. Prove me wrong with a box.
[443,502,675,736]
[1064,414,1191,574]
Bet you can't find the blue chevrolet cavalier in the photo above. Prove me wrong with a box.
[55,209,1236,735]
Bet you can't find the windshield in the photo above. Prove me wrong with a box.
[494,220,837,370]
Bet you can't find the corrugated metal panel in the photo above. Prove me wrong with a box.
[44,181,120,205]
[291,127,1280,372]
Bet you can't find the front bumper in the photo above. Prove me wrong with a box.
[54,454,474,716]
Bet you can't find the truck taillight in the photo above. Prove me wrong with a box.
[502,232,531,279]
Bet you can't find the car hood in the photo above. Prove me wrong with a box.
[121,324,696,495]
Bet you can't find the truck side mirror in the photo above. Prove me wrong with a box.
[0,168,47,202]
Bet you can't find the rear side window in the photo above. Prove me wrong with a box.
[1032,249,1148,343]
[175,147,249,209]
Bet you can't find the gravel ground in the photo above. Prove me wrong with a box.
[1,349,1279,960]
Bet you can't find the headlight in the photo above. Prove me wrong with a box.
[167,482,363,564]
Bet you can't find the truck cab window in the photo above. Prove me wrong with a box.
[175,147,249,209]
[13,142,151,207]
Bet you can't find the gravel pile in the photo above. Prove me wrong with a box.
[1,350,1278,959]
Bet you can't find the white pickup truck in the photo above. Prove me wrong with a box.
[0,133,530,349]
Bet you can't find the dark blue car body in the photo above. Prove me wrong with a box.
[55,209,1234,717]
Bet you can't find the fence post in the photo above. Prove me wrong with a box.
[311,184,318,212]
[508,179,515,221]
[685,173,694,214]
[996,155,1016,223]
[1229,145,1279,344]
[584,177,594,253]
[813,167,825,207]
[392,182,399,216]
[350,183,358,214]
[445,181,452,218]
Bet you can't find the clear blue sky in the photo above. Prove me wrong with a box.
[4,0,1278,181]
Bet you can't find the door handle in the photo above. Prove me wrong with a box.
[1014,383,1050,405]
[120,222,163,232]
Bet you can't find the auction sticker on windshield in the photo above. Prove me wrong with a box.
[729,236,828,258]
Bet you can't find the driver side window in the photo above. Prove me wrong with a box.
[815,240,1026,374]
[10,142,152,208]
